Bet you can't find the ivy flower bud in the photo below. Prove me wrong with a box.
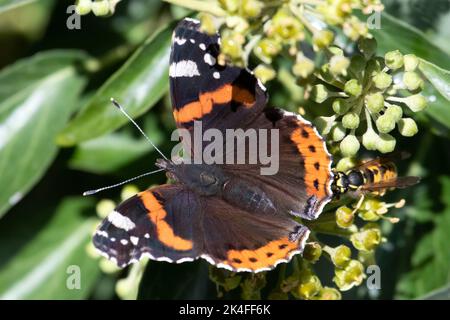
[271,8,303,40]
[100,259,121,274]
[344,79,362,97]
[403,54,419,72]
[92,0,110,16]
[398,118,418,137]
[365,92,384,113]
[242,0,263,18]
[336,206,354,228]
[311,84,330,103]
[75,0,92,15]
[222,31,244,59]
[292,55,315,78]
[332,98,351,115]
[342,112,360,129]
[314,116,335,135]
[350,224,382,251]
[331,123,347,141]
[376,114,396,133]
[254,38,281,64]
[404,94,428,112]
[329,55,350,76]
[315,287,341,300]
[336,157,356,172]
[297,275,322,299]
[199,13,217,35]
[334,260,365,291]
[385,104,403,122]
[226,16,249,33]
[358,37,377,58]
[366,58,382,77]
[340,134,360,156]
[377,133,396,153]
[313,30,334,50]
[362,127,379,150]
[219,0,239,13]
[373,71,392,90]
[403,71,423,91]
[254,64,276,83]
[121,185,139,201]
[326,245,352,268]
[349,54,366,75]
[303,242,322,263]
[385,50,404,70]
[96,199,115,219]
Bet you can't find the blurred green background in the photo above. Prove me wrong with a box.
[0,0,449,300]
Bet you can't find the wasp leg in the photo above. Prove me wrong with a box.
[352,194,365,215]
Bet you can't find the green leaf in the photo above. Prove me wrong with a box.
[0,0,39,13]
[420,284,450,300]
[396,177,450,299]
[0,50,88,217]
[0,197,100,299]
[57,22,175,146]
[419,59,450,101]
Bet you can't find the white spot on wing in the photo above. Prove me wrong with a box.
[204,53,216,66]
[120,239,128,245]
[169,60,200,78]
[173,36,186,45]
[108,210,136,231]
[213,72,220,79]
[190,39,195,43]
[199,43,206,50]
[130,236,139,246]
[144,233,150,239]
[96,230,108,238]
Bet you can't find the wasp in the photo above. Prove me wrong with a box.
[332,152,420,212]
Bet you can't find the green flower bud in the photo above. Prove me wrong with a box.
[398,118,418,137]
[376,114,396,133]
[254,38,281,64]
[336,157,356,172]
[314,116,335,135]
[100,258,121,274]
[328,46,343,56]
[121,185,139,201]
[292,55,315,78]
[385,104,403,122]
[362,128,379,151]
[254,64,276,83]
[225,16,249,33]
[334,260,365,291]
[85,242,100,258]
[373,71,392,90]
[311,84,330,103]
[315,287,342,300]
[75,0,92,15]
[336,206,354,229]
[385,50,404,70]
[297,275,322,299]
[327,245,352,268]
[350,224,382,251]
[403,54,419,72]
[242,0,263,18]
[219,0,239,13]
[342,112,360,129]
[96,199,115,219]
[365,58,382,77]
[349,54,366,75]
[270,8,303,40]
[303,242,322,263]
[403,71,423,91]
[313,30,334,50]
[358,209,380,221]
[404,94,428,112]
[377,133,396,153]
[332,98,351,115]
[329,55,350,76]
[222,31,243,59]
[92,0,110,16]
[199,13,217,35]
[344,79,362,97]
[340,134,360,156]
[358,37,377,58]
[331,123,347,141]
[365,92,385,113]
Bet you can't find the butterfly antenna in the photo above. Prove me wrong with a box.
[110,98,169,161]
[83,168,165,196]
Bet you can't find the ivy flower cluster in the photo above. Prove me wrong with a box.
[75,0,122,16]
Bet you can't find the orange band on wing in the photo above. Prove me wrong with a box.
[290,125,332,198]
[173,84,255,123]
[139,191,193,251]
[223,237,299,271]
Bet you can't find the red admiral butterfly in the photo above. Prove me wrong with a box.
[93,18,334,272]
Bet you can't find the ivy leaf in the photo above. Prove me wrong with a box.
[419,59,450,101]
[396,177,450,299]
[0,50,88,217]
[0,197,100,299]
[57,22,175,146]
